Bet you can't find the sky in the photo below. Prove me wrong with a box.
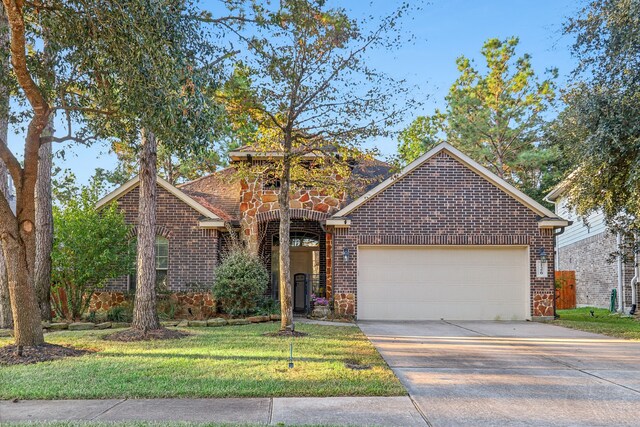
[6,0,581,186]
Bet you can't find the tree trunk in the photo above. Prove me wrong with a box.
[132,128,160,331]
[1,0,50,346]
[278,153,293,331]
[0,0,12,330]
[3,230,43,345]
[35,135,53,321]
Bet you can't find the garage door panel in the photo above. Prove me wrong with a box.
[357,246,529,321]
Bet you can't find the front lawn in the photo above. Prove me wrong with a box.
[554,307,640,340]
[0,323,405,399]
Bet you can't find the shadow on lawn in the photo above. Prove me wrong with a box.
[97,351,356,364]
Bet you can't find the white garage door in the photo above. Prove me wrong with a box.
[357,246,530,321]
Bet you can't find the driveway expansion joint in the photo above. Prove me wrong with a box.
[409,394,433,427]
[268,397,274,425]
[89,398,127,421]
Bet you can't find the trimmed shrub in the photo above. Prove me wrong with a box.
[212,249,269,316]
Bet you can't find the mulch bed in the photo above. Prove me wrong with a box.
[264,330,309,337]
[0,343,93,366]
[104,327,189,342]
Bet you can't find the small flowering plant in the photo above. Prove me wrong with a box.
[311,294,329,306]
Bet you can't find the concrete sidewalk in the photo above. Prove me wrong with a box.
[0,396,428,426]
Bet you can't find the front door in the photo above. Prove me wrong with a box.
[291,249,313,312]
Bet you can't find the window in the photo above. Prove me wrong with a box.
[272,232,319,248]
[128,236,169,292]
[155,236,169,289]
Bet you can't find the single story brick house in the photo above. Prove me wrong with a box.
[96,142,569,320]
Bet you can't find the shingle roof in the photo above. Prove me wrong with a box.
[176,158,392,221]
[178,167,241,221]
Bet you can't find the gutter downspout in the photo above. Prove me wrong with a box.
[617,233,625,313]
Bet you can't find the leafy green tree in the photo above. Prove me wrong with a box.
[224,0,414,331]
[0,0,225,345]
[560,0,640,243]
[51,177,132,321]
[108,67,258,186]
[398,37,559,202]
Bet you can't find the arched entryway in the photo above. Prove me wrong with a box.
[260,220,327,313]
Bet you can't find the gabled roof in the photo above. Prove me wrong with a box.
[178,167,241,221]
[95,176,223,220]
[331,142,568,225]
[544,170,579,203]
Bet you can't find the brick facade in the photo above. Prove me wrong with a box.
[557,232,637,309]
[105,184,219,292]
[330,152,556,318]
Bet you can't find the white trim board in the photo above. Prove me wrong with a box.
[95,176,222,220]
[333,142,565,221]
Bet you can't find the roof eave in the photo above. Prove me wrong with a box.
[95,175,223,221]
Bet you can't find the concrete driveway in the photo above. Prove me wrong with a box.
[359,321,640,427]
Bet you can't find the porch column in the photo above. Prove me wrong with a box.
[326,232,333,300]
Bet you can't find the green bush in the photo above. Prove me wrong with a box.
[212,249,269,316]
[106,303,133,323]
[255,296,281,316]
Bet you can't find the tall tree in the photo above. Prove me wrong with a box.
[35,136,53,321]
[132,129,159,331]
[108,68,257,186]
[398,37,559,202]
[0,0,224,346]
[225,0,413,331]
[0,2,11,330]
[560,0,640,242]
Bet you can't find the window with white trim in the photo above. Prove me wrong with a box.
[128,236,169,292]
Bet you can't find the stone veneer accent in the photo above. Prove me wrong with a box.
[89,291,217,319]
[89,292,127,311]
[240,178,341,252]
[105,184,219,292]
[169,292,216,318]
[557,232,636,309]
[334,293,355,317]
[532,294,554,317]
[330,152,556,319]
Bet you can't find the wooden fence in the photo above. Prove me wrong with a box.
[555,271,576,310]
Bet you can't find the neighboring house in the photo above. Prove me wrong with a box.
[96,142,569,321]
[546,182,637,311]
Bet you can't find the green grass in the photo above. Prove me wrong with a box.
[554,307,640,340]
[0,323,405,399]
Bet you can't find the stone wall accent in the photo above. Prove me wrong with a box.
[334,293,355,316]
[240,178,341,252]
[104,184,219,292]
[532,293,554,317]
[169,292,216,319]
[89,292,127,312]
[87,291,216,319]
[331,151,556,319]
[557,232,637,309]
